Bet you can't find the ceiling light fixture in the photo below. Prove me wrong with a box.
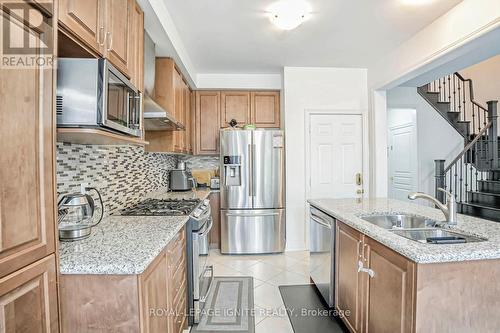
[268,0,311,31]
[401,0,434,5]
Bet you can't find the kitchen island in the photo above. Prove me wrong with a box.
[308,198,500,333]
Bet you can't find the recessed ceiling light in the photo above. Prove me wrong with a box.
[268,0,311,31]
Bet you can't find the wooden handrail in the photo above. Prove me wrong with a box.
[444,121,492,173]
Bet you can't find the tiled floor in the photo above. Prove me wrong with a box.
[207,249,311,333]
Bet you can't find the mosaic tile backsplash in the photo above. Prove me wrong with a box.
[181,155,220,170]
[56,143,178,216]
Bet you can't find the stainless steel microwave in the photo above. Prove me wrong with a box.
[56,58,142,137]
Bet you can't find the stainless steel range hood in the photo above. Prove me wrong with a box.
[143,32,184,131]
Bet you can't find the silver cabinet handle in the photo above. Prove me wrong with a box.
[310,214,332,229]
[106,31,113,51]
[357,261,375,278]
[99,26,105,46]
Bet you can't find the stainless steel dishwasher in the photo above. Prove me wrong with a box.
[309,205,335,308]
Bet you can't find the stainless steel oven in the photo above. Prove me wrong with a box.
[309,205,335,308]
[186,200,214,324]
[56,58,142,137]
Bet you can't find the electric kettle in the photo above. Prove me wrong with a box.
[57,187,104,241]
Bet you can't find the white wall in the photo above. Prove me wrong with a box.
[387,87,463,203]
[283,67,368,251]
[368,0,500,198]
[461,54,500,107]
[196,73,282,90]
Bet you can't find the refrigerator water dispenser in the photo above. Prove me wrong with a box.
[223,156,241,186]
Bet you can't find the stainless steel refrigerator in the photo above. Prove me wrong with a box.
[220,129,286,254]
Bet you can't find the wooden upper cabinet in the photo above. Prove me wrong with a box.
[104,0,132,76]
[59,0,105,55]
[59,0,138,77]
[0,256,59,332]
[185,87,193,154]
[0,4,56,279]
[195,91,221,155]
[145,59,191,154]
[220,91,251,128]
[251,91,280,128]
[336,222,363,333]
[362,237,415,333]
[129,0,144,91]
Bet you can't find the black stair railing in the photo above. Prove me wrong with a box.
[435,122,492,205]
[427,73,489,136]
[435,101,499,204]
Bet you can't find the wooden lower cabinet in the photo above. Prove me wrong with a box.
[336,220,415,333]
[60,227,187,333]
[336,222,363,332]
[362,236,415,333]
[335,219,500,333]
[209,192,221,249]
[0,255,59,332]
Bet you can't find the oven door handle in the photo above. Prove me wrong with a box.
[198,206,212,221]
[198,218,213,237]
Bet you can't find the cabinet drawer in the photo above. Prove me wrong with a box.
[167,230,186,274]
[173,291,187,333]
[173,270,187,310]
[171,256,187,300]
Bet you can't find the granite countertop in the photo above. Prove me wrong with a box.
[59,189,212,275]
[308,198,500,264]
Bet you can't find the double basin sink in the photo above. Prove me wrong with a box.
[360,214,486,244]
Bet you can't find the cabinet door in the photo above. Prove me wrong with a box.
[251,91,280,128]
[59,0,105,54]
[336,221,363,333]
[195,91,221,155]
[220,91,251,128]
[209,192,221,248]
[0,255,58,332]
[104,0,132,76]
[362,237,415,333]
[0,4,56,278]
[129,0,144,92]
[139,251,169,333]
[173,71,185,152]
[184,87,192,154]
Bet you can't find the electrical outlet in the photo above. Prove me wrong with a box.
[80,183,89,193]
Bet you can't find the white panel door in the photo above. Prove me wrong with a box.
[388,124,417,201]
[309,114,363,199]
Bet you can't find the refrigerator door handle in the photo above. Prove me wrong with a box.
[248,144,253,197]
[252,144,256,197]
[225,212,280,217]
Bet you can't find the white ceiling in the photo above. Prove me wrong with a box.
[162,0,463,74]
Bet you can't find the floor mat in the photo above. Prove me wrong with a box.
[279,284,348,333]
[192,277,254,333]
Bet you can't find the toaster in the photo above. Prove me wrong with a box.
[170,169,196,191]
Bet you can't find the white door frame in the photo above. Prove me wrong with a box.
[304,109,369,248]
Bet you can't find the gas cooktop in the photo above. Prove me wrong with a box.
[120,198,201,216]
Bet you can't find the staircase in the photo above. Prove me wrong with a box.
[418,72,500,222]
